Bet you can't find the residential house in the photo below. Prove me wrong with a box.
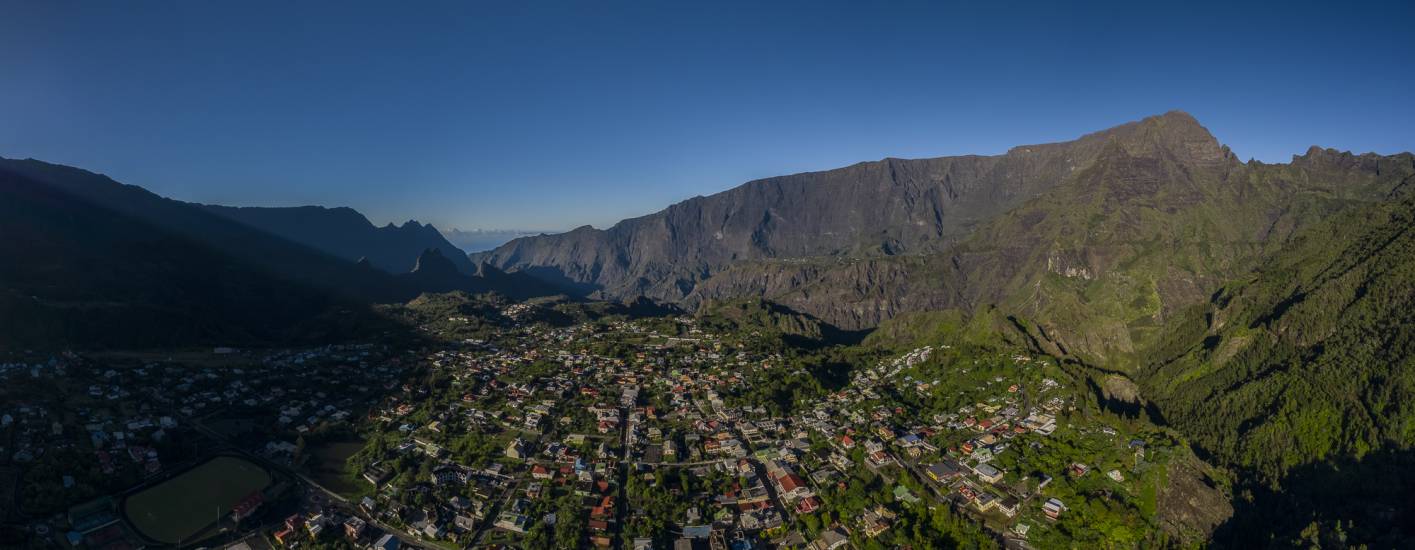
[1043,498,1065,520]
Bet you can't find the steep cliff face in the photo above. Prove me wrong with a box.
[475,113,1194,300]
[473,112,1414,364]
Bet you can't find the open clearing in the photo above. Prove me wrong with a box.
[124,455,271,544]
[306,439,368,497]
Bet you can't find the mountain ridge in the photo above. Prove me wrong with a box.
[0,166,406,348]
[202,203,476,274]
[470,112,1412,364]
[475,112,1220,291]
[0,157,563,348]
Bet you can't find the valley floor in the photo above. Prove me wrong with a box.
[0,295,1239,549]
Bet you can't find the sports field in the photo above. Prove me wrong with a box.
[124,455,272,544]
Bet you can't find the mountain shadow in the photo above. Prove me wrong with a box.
[203,204,477,274]
[0,157,563,319]
[0,166,424,350]
[1212,446,1415,549]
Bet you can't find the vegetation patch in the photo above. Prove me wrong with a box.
[306,439,369,497]
[123,455,271,544]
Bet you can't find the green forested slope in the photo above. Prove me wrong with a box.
[1134,177,1415,547]
[948,145,1415,369]
[687,122,1415,370]
[1142,188,1415,479]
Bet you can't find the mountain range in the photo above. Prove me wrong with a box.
[202,204,476,275]
[0,157,558,348]
[8,112,1411,374]
[473,111,1415,367]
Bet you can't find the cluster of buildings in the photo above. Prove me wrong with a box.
[357,311,1138,547]
[1,296,1165,549]
[0,344,416,548]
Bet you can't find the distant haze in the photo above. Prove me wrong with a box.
[441,228,551,253]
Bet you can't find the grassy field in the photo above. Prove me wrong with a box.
[124,456,272,544]
[306,439,369,497]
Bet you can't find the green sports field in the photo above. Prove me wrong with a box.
[124,456,272,544]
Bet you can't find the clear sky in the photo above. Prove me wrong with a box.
[2,1,1412,232]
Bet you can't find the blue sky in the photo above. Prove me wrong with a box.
[2,1,1412,231]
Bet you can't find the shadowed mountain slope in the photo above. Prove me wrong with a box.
[203,204,475,274]
[0,157,406,302]
[0,157,562,349]
[0,167,404,349]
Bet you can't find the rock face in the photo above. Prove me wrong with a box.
[412,248,460,276]
[475,113,1200,300]
[203,204,475,274]
[1156,449,1234,540]
[401,248,489,294]
[474,111,1415,365]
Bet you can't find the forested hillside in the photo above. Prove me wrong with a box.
[1140,183,1415,546]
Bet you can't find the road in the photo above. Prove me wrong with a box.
[735,423,791,526]
[614,406,631,548]
[466,476,522,547]
[627,458,725,467]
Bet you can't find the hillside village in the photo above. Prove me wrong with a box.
[0,297,1204,550]
[309,304,1197,549]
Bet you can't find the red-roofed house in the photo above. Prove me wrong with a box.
[230,491,264,522]
[777,473,811,501]
[796,496,821,514]
[274,528,296,546]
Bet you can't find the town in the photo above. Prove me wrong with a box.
[0,296,1200,550]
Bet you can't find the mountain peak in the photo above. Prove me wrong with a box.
[1153,109,1199,123]
[1004,111,1231,169]
[1137,110,1207,136]
[412,248,458,275]
[1291,145,1392,175]
[1117,110,1230,165]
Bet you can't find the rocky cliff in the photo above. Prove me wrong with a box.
[473,112,1414,365]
